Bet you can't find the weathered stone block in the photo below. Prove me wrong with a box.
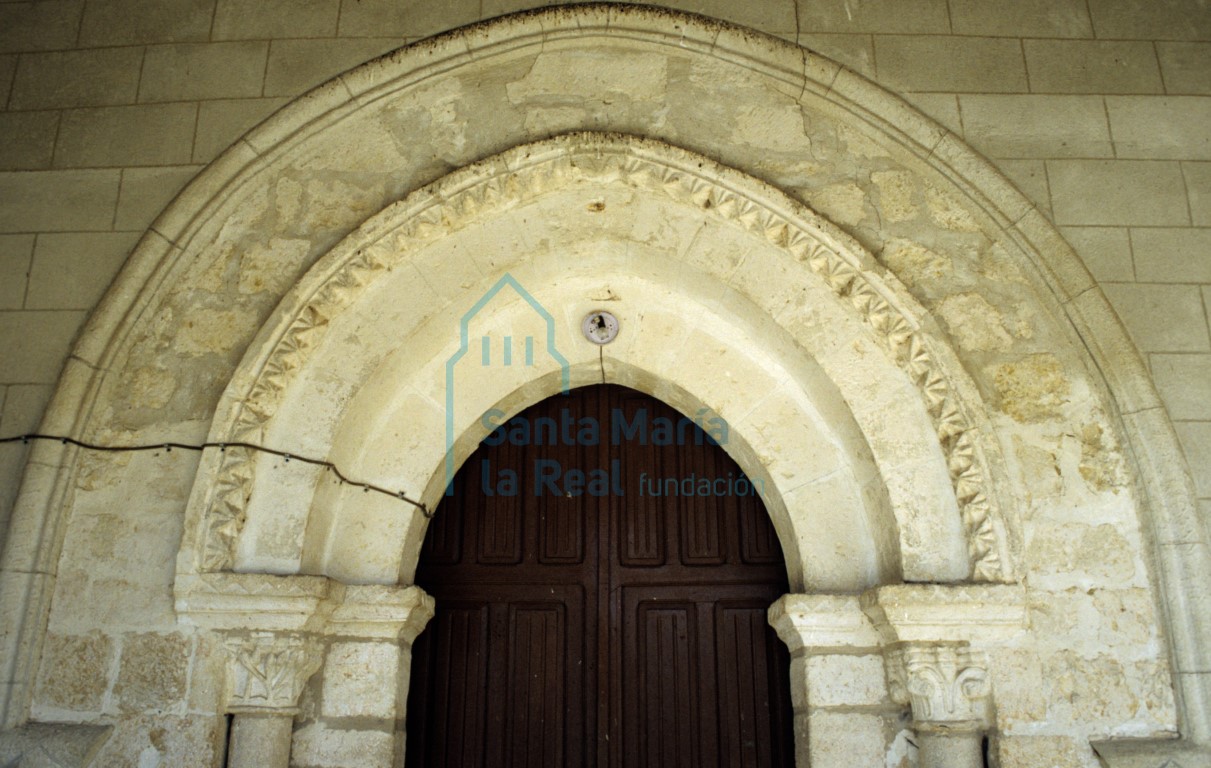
[1103,283,1211,353]
[1060,227,1134,283]
[0,170,121,232]
[874,35,1028,92]
[54,102,196,167]
[1108,96,1211,159]
[78,0,215,46]
[1043,650,1141,726]
[0,0,84,54]
[997,735,1089,768]
[805,654,888,706]
[1049,160,1190,226]
[1157,42,1211,95]
[0,310,87,383]
[989,353,1070,422]
[797,0,948,33]
[263,39,400,97]
[960,95,1112,158]
[1087,0,1211,40]
[806,711,888,768]
[291,723,395,768]
[114,632,190,713]
[321,641,400,719]
[989,649,1047,726]
[0,235,34,310]
[340,0,477,38]
[213,0,339,40]
[26,232,137,310]
[89,714,223,768]
[0,111,59,171]
[1025,40,1163,94]
[186,633,228,713]
[34,631,113,713]
[949,0,1092,37]
[139,42,269,102]
[1026,522,1137,585]
[1130,227,1211,283]
[8,47,143,109]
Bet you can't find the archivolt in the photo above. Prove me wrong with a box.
[183,134,1011,587]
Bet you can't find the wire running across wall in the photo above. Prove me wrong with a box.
[0,433,431,517]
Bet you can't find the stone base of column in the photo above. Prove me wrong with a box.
[229,713,293,768]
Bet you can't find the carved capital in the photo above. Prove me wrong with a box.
[326,584,435,643]
[886,643,991,732]
[768,593,882,653]
[222,631,321,714]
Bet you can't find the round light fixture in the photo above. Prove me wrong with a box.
[582,311,619,344]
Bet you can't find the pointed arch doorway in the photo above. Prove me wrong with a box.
[406,384,795,767]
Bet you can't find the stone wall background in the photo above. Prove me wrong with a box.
[0,0,1208,566]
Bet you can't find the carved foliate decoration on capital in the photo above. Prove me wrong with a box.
[887,644,991,731]
[222,631,321,714]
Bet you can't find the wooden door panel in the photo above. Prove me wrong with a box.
[714,602,792,768]
[409,585,588,768]
[476,448,525,565]
[504,603,569,767]
[618,585,786,768]
[618,590,711,768]
[634,602,701,768]
[677,445,726,566]
[408,601,491,768]
[618,435,667,567]
[538,502,586,564]
[410,385,793,768]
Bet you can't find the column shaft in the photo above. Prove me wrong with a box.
[228,713,293,768]
[918,730,983,768]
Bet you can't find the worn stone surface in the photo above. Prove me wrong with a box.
[291,722,395,768]
[990,353,1071,423]
[114,633,190,713]
[806,711,890,768]
[33,632,113,713]
[88,714,223,768]
[1024,40,1164,94]
[321,642,399,719]
[997,735,1091,768]
[804,654,888,707]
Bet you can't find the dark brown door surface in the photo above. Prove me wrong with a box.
[406,385,794,768]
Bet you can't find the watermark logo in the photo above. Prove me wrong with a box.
[443,274,763,501]
[444,273,570,495]
[474,405,764,500]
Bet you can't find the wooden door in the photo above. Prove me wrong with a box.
[406,385,794,768]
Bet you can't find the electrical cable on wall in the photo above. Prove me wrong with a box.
[0,433,431,517]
